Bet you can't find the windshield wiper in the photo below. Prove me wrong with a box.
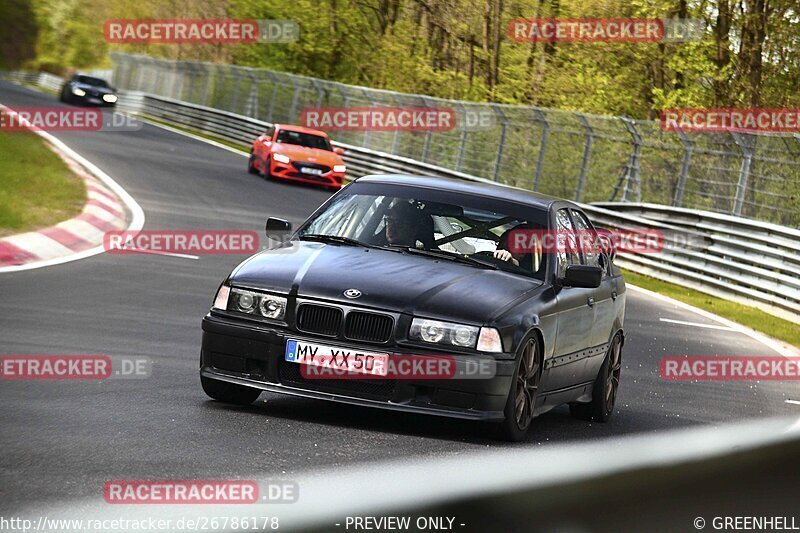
[392,246,498,270]
[299,234,376,249]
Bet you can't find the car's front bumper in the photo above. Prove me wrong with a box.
[200,313,514,421]
[269,161,344,188]
[71,94,117,107]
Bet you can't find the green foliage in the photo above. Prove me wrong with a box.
[7,0,800,116]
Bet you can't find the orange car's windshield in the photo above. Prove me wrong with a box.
[275,129,332,151]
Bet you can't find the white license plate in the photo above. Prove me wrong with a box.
[300,167,324,175]
[285,339,388,377]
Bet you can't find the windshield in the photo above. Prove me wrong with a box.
[76,75,108,87]
[275,129,332,151]
[300,188,548,280]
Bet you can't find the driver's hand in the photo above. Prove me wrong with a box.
[494,249,513,262]
[493,249,521,267]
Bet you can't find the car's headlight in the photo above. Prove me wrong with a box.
[409,318,481,349]
[72,88,86,97]
[102,94,117,103]
[228,287,287,320]
[273,153,291,164]
[333,164,346,173]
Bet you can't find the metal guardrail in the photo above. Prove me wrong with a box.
[109,53,800,228]
[3,73,798,323]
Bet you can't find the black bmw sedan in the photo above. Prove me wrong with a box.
[201,175,625,441]
[59,73,118,107]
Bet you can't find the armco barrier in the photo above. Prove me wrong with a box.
[109,53,800,228]
[3,73,798,323]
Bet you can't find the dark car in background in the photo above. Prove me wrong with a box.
[59,73,117,107]
[200,175,626,441]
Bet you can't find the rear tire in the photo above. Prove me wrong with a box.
[201,376,261,406]
[569,333,622,422]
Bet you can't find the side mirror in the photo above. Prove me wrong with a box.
[561,265,602,288]
[265,217,292,239]
[262,135,272,143]
[333,147,345,155]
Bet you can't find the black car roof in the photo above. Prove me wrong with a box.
[354,174,571,211]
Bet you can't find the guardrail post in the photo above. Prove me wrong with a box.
[575,113,593,202]
[134,60,145,92]
[390,90,403,155]
[265,72,280,123]
[201,65,213,107]
[672,125,694,207]
[244,69,259,118]
[230,68,243,113]
[619,117,642,202]
[731,132,753,216]
[492,104,509,182]
[421,96,435,163]
[532,109,549,191]
[455,103,470,172]
[288,76,300,123]
[310,78,324,108]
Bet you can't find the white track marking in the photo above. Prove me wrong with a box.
[118,248,199,260]
[133,116,249,157]
[658,318,736,332]
[785,400,800,406]
[629,284,800,358]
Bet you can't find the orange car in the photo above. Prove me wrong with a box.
[248,124,347,189]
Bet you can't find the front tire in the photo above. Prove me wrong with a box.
[201,376,261,406]
[496,337,541,442]
[569,333,622,422]
[247,153,260,175]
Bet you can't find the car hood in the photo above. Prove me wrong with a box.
[73,83,114,95]
[229,242,541,325]
[272,144,342,166]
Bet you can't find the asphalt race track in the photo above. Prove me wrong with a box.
[1,80,798,514]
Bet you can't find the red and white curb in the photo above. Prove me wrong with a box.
[0,105,145,273]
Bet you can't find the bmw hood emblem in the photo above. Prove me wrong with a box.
[343,289,362,299]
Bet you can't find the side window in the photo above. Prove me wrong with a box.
[556,209,580,278]
[571,209,601,269]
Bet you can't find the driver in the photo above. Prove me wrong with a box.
[382,201,425,247]
[493,223,536,270]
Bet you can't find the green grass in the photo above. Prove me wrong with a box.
[622,269,799,349]
[0,130,86,236]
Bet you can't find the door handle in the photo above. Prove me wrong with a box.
[612,290,617,300]
[587,297,595,307]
